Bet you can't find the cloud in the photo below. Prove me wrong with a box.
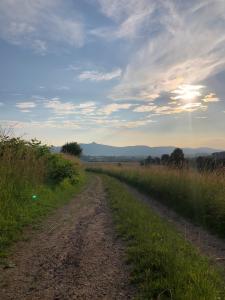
[78,69,122,81]
[32,39,47,55]
[97,0,149,21]
[94,0,154,40]
[94,116,154,128]
[0,102,4,106]
[99,103,133,115]
[109,1,225,101]
[202,93,220,102]
[170,85,205,101]
[0,0,85,53]
[44,98,76,115]
[1,119,80,129]
[77,101,96,113]
[134,102,207,116]
[16,101,37,112]
[122,119,154,128]
[44,98,97,115]
[134,104,157,113]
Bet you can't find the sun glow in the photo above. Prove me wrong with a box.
[171,84,204,102]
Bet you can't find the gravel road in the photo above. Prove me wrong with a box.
[0,176,134,300]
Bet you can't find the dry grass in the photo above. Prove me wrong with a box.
[103,175,225,299]
[87,164,225,237]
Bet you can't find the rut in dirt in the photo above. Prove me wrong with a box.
[0,176,134,300]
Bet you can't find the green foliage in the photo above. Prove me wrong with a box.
[103,175,225,300]
[87,165,225,238]
[61,142,82,157]
[47,154,79,184]
[0,134,84,258]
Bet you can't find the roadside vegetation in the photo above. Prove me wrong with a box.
[103,175,225,299]
[87,164,225,238]
[0,133,85,258]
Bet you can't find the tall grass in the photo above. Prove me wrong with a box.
[87,164,225,238]
[0,135,85,258]
[103,175,225,299]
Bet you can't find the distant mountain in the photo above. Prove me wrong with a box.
[52,143,221,157]
[52,142,223,157]
[80,142,152,156]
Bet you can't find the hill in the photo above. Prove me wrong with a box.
[52,142,222,157]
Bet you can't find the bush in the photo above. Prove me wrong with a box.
[46,154,79,184]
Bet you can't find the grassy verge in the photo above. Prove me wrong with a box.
[103,175,225,299]
[0,173,86,260]
[0,135,87,259]
[87,165,225,238]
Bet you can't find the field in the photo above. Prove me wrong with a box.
[87,163,225,238]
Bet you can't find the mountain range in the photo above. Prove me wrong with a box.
[53,142,223,157]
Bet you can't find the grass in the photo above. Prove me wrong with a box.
[87,164,225,238]
[103,175,225,300]
[0,173,86,259]
[0,136,86,259]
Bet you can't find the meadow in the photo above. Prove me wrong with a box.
[87,163,225,238]
[0,135,85,259]
[103,175,225,299]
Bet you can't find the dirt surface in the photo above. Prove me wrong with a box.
[0,176,134,300]
[126,184,225,270]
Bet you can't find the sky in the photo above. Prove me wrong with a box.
[0,0,225,148]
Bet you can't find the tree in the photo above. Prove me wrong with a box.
[161,154,170,165]
[61,142,82,157]
[170,148,185,168]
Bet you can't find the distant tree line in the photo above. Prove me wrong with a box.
[141,148,225,172]
[195,153,225,172]
[141,148,185,168]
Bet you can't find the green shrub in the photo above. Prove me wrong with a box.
[46,154,79,184]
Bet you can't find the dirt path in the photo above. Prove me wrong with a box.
[0,176,134,300]
[126,184,225,270]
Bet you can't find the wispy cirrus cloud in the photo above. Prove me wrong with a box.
[0,0,85,54]
[109,1,225,102]
[78,68,122,81]
[93,0,153,40]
